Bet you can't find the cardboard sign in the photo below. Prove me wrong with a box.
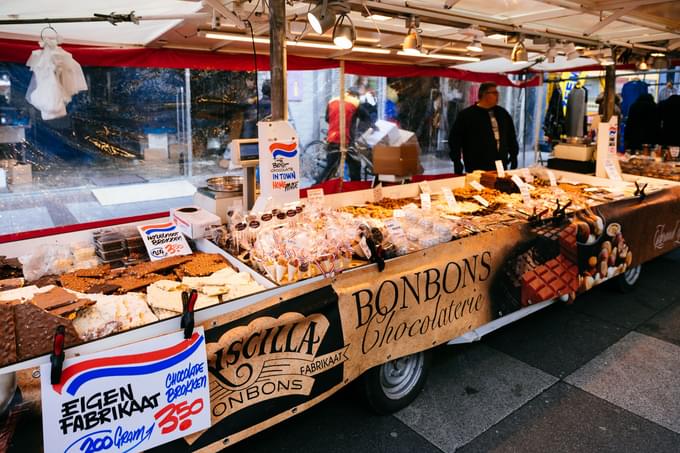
[256,120,300,207]
[420,192,432,211]
[470,181,484,191]
[495,160,505,177]
[442,187,459,211]
[138,222,192,261]
[307,188,324,205]
[41,329,211,453]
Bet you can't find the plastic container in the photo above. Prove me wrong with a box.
[96,247,127,263]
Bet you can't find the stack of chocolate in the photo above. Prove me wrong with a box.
[479,171,519,194]
[520,255,579,306]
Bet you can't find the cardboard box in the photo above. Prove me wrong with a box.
[361,120,400,147]
[372,143,420,176]
[171,206,222,239]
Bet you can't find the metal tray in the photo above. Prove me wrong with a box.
[206,176,243,192]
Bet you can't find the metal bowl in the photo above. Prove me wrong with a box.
[206,176,244,192]
[565,136,587,145]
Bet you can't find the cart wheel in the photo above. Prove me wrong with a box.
[617,264,642,292]
[362,350,432,414]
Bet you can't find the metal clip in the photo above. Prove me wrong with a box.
[50,325,66,385]
[552,199,572,222]
[634,181,648,201]
[181,289,198,340]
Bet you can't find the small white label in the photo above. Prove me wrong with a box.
[419,181,431,194]
[511,175,531,205]
[373,183,383,202]
[385,219,406,242]
[307,188,324,205]
[359,236,372,259]
[420,192,432,211]
[547,170,557,187]
[442,187,459,211]
[604,158,623,181]
[473,195,490,207]
[670,146,679,158]
[495,160,505,177]
[521,167,534,183]
[470,181,484,191]
[393,209,405,218]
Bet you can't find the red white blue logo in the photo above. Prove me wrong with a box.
[53,333,204,396]
[269,142,298,159]
[139,222,176,236]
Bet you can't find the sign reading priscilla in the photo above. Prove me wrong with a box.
[40,329,211,453]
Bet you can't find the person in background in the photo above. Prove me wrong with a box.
[659,81,676,102]
[241,78,271,139]
[449,82,519,174]
[322,88,361,181]
[625,93,660,151]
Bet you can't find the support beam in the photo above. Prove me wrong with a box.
[592,0,670,9]
[510,9,581,25]
[603,49,616,123]
[269,0,286,121]
[202,0,245,29]
[584,6,636,36]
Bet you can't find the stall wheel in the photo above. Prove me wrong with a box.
[616,264,642,293]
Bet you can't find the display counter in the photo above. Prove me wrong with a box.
[619,153,680,182]
[0,169,679,451]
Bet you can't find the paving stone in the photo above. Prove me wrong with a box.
[485,304,627,378]
[394,343,557,453]
[566,332,680,434]
[572,285,657,330]
[458,382,680,453]
[637,302,680,347]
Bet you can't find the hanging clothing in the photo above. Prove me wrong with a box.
[565,86,587,137]
[543,86,565,140]
[621,80,649,119]
[658,84,676,102]
[25,38,87,120]
[625,94,660,150]
[659,94,680,147]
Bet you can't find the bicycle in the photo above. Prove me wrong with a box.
[302,136,374,185]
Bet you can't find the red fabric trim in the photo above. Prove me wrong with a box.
[0,212,168,244]
[0,38,338,71]
[344,61,541,87]
[411,173,461,182]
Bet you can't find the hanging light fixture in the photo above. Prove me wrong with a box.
[332,14,356,49]
[466,38,483,53]
[637,57,649,71]
[511,38,528,63]
[308,0,336,35]
[402,16,422,55]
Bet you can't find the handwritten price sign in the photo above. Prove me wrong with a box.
[41,329,211,453]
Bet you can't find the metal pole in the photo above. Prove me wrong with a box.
[338,61,347,187]
[603,52,617,122]
[269,0,286,121]
[184,68,193,177]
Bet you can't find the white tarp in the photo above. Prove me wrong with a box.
[454,56,600,74]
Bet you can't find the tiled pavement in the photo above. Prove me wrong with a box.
[223,250,680,453]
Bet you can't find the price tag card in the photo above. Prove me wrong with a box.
[420,192,432,211]
[511,175,532,205]
[547,170,557,187]
[41,329,211,453]
[384,219,406,242]
[521,167,534,183]
[495,160,505,177]
[604,158,623,181]
[469,181,485,191]
[393,209,405,218]
[359,236,372,259]
[441,187,459,211]
[670,146,679,158]
[306,188,324,205]
[138,222,192,261]
[418,181,431,194]
[473,195,490,207]
[373,183,383,202]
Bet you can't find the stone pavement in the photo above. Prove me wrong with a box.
[222,250,680,453]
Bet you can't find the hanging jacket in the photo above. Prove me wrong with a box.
[325,94,359,144]
[543,86,565,140]
[621,80,649,119]
[659,94,680,147]
[625,93,660,150]
[565,87,587,137]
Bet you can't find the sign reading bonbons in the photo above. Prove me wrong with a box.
[41,329,211,453]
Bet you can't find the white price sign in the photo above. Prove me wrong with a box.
[547,170,557,187]
[384,219,406,242]
[469,181,484,191]
[418,181,431,194]
[670,146,679,158]
[604,157,623,181]
[441,187,459,211]
[473,195,490,207]
[495,160,505,177]
[511,175,531,205]
[420,192,432,211]
[306,188,324,205]
[41,329,211,453]
[138,222,192,261]
[521,167,534,183]
[373,183,383,202]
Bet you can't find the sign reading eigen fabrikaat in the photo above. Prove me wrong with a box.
[40,329,211,453]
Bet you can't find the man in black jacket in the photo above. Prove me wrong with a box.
[449,82,519,173]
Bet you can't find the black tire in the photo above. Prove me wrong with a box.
[616,264,642,292]
[361,349,433,415]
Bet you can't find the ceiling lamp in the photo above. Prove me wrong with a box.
[308,0,336,34]
[511,39,528,63]
[402,16,422,55]
[332,14,356,49]
[638,59,649,71]
[565,42,580,60]
[466,38,483,53]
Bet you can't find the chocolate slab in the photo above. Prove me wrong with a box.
[0,304,17,367]
[31,287,78,311]
[13,303,81,361]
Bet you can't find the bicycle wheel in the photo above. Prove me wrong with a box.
[301,140,328,184]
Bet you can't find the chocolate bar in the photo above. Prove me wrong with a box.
[13,303,81,361]
[520,255,578,306]
[0,304,17,366]
[49,298,96,318]
[558,224,578,263]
